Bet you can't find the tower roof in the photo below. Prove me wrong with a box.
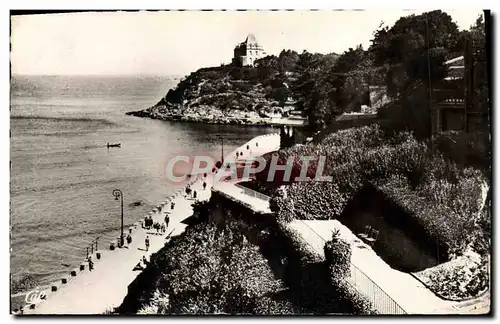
[245,33,258,45]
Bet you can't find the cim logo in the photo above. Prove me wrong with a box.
[23,276,47,304]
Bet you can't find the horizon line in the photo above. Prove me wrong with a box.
[11,73,186,78]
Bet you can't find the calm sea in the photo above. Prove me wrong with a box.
[10,75,275,293]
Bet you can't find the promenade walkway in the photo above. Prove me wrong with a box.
[24,133,280,315]
[212,182,272,214]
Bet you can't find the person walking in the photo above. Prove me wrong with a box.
[145,236,150,252]
[193,190,197,199]
[171,201,175,210]
[147,215,153,229]
[161,223,166,234]
[165,215,170,228]
[203,181,207,190]
[126,233,132,245]
[88,256,94,271]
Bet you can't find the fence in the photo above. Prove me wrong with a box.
[297,221,407,315]
[85,237,100,258]
[346,262,407,314]
[234,183,271,202]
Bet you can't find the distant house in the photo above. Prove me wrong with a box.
[431,44,489,135]
[443,55,465,81]
[431,55,467,133]
[233,34,266,67]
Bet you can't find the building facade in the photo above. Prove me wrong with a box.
[233,34,265,67]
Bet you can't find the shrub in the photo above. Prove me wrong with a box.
[200,83,217,96]
[269,187,295,223]
[276,222,324,265]
[324,229,351,281]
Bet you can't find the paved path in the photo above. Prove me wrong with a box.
[211,133,279,214]
[212,182,272,214]
[287,220,490,315]
[25,180,209,315]
[23,133,280,315]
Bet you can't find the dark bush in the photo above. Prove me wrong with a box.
[324,229,351,281]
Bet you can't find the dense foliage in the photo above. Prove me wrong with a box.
[269,187,295,223]
[138,221,294,315]
[291,10,488,134]
[376,11,488,138]
[257,125,489,258]
[426,256,489,300]
[324,229,352,281]
[414,252,490,300]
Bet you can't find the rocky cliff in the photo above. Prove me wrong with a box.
[126,62,303,126]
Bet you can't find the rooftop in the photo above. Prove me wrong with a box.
[245,33,258,45]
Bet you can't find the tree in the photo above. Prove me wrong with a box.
[468,13,488,114]
[278,50,300,73]
[330,45,373,112]
[255,55,279,81]
[369,10,461,99]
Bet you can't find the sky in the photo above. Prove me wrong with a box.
[10,9,484,76]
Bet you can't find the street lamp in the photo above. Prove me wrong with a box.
[112,189,124,247]
[220,136,224,164]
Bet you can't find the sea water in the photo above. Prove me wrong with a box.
[10,75,275,296]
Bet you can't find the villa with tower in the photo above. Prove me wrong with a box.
[233,34,266,67]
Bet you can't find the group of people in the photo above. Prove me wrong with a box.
[143,215,154,230]
[153,221,166,235]
[143,213,169,236]
[133,255,149,271]
[185,184,199,199]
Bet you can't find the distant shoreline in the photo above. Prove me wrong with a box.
[126,109,308,128]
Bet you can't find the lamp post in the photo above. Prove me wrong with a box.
[112,189,124,247]
[218,136,224,164]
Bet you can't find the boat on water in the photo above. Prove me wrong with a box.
[107,143,121,148]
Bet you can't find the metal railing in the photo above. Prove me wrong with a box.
[298,221,407,314]
[85,237,100,258]
[234,183,271,202]
[346,262,407,314]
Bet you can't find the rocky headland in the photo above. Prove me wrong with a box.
[126,59,310,127]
